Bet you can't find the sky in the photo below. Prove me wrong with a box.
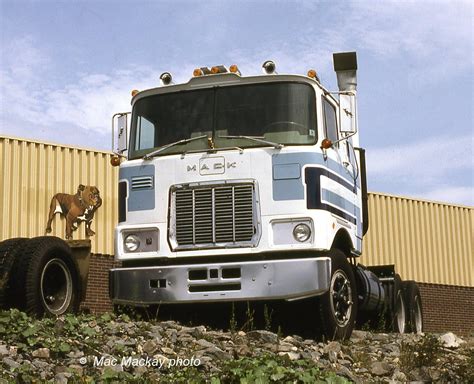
[0,0,473,206]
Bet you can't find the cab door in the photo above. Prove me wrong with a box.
[321,97,357,224]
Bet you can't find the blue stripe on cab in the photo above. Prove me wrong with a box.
[321,189,357,218]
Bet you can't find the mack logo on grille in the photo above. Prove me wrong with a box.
[200,157,224,175]
[186,157,237,174]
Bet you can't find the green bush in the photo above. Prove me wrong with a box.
[211,354,349,384]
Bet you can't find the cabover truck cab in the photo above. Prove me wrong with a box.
[109,52,423,339]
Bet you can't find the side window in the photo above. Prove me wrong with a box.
[323,98,338,143]
[135,116,155,151]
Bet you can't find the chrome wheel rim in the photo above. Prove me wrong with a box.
[414,295,422,333]
[396,292,406,333]
[40,258,73,315]
[329,270,353,326]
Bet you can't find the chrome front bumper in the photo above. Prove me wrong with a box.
[110,257,331,305]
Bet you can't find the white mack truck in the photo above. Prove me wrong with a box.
[108,52,423,340]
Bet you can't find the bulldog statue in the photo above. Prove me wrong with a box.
[45,184,102,239]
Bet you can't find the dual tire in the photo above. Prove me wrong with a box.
[389,275,423,334]
[318,249,423,338]
[0,238,27,308]
[0,236,80,316]
[402,280,423,333]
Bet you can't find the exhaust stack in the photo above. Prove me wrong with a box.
[333,52,357,92]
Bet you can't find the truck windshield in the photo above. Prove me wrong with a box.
[129,82,317,159]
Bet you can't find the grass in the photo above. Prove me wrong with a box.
[399,334,442,372]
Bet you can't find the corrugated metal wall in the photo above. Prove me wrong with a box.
[1,136,472,286]
[0,136,118,255]
[362,193,473,287]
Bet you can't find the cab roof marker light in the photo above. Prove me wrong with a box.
[193,68,203,77]
[307,69,320,82]
[131,89,139,97]
[262,60,276,74]
[229,64,241,75]
[160,72,173,86]
[211,65,228,74]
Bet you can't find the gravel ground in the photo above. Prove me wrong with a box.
[0,309,473,383]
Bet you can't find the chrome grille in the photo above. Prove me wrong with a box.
[173,183,256,248]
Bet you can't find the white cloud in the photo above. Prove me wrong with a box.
[422,186,473,206]
[2,2,472,138]
[292,1,473,82]
[348,1,473,76]
[223,1,473,91]
[367,134,472,177]
[1,36,49,80]
[1,6,472,206]
[42,67,155,132]
[0,36,51,124]
[367,134,473,206]
[0,37,201,137]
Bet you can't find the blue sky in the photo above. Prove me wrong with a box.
[1,0,473,205]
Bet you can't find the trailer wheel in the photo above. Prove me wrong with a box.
[319,249,358,340]
[12,236,80,316]
[0,238,27,308]
[402,280,423,333]
[389,274,406,333]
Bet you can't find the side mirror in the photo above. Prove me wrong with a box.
[339,93,357,133]
[112,113,130,154]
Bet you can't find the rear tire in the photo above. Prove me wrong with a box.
[11,236,80,316]
[402,280,423,333]
[319,249,357,340]
[388,274,406,333]
[0,238,27,308]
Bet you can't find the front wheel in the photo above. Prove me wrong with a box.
[319,249,358,340]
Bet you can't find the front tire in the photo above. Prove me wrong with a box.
[319,249,357,340]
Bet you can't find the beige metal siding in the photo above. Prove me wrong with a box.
[1,136,472,286]
[362,192,473,287]
[0,136,118,255]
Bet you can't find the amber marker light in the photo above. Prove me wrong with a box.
[193,68,203,77]
[321,138,333,149]
[110,155,121,167]
[131,89,139,97]
[229,64,240,74]
[211,66,220,74]
[307,69,320,82]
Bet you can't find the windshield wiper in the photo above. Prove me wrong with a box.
[218,135,284,149]
[143,135,208,160]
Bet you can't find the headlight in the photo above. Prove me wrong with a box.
[293,223,311,242]
[124,234,140,252]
